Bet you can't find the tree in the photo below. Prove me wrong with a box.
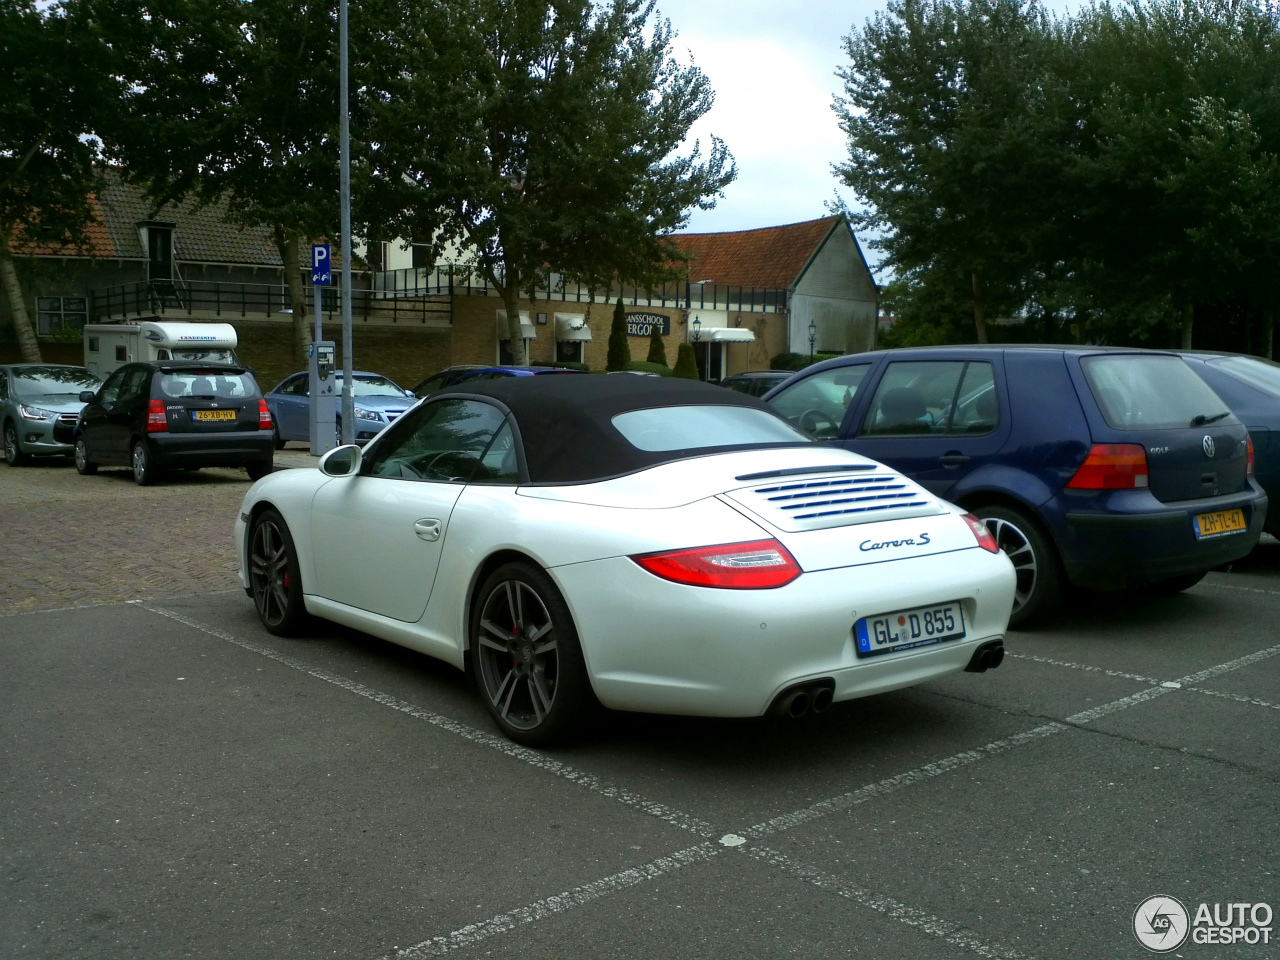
[606,298,630,371]
[91,0,352,365]
[646,320,668,366]
[1,0,116,362]
[672,341,698,379]
[835,0,1073,343]
[369,0,735,364]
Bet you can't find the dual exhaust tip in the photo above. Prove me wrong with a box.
[771,640,1005,719]
[965,639,1005,673]
[770,679,835,719]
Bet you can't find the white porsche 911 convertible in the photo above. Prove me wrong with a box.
[235,376,1015,744]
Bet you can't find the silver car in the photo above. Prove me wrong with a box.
[1,364,102,466]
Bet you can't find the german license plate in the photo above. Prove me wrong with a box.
[193,409,237,421]
[1193,508,1246,539]
[855,601,966,658]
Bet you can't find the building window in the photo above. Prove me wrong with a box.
[556,341,584,364]
[411,244,432,270]
[366,240,388,272]
[36,297,88,336]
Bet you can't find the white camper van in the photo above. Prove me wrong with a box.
[83,321,239,378]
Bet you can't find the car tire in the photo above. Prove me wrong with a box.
[248,508,308,635]
[131,439,157,486]
[1139,571,1207,596]
[74,437,98,475]
[246,459,273,481]
[273,425,285,451]
[975,504,1063,629]
[3,421,29,467]
[470,561,593,746]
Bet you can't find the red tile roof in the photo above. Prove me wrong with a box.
[670,216,841,289]
[9,194,116,258]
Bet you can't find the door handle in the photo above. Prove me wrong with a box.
[939,453,971,467]
[413,518,442,541]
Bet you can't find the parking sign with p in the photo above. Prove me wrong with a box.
[311,244,331,285]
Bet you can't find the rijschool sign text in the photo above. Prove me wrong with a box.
[625,312,670,337]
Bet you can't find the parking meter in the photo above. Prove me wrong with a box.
[309,340,337,456]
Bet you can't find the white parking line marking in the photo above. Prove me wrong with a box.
[1187,687,1280,711]
[138,602,716,839]
[380,842,720,959]
[1202,581,1280,596]
[743,844,1028,959]
[1178,641,1280,683]
[1005,652,1158,684]
[742,723,1066,840]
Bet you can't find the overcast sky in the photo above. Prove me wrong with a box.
[662,0,1080,256]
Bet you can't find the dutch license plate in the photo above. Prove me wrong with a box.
[1193,508,1246,539]
[855,601,966,659]
[194,409,237,422]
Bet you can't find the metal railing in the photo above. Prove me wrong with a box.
[91,279,451,325]
[372,265,789,313]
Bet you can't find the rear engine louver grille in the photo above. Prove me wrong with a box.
[724,469,944,532]
[755,474,929,520]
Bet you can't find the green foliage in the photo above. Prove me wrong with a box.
[606,298,631,371]
[367,0,736,364]
[646,322,668,366]
[672,342,699,379]
[837,0,1280,353]
[626,360,672,377]
[1,0,119,360]
[770,352,844,371]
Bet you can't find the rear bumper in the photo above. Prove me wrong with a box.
[1057,483,1267,587]
[147,431,274,467]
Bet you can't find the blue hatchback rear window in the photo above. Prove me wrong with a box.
[1082,355,1231,430]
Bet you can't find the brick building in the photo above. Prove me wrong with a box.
[4,174,877,389]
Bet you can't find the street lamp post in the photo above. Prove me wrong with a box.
[808,320,817,362]
[338,0,354,445]
[691,316,703,381]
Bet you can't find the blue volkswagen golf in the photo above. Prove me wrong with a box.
[763,346,1268,627]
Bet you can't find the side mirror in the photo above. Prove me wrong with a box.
[405,389,415,398]
[79,391,96,403]
[319,444,362,477]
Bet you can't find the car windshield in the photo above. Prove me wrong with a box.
[170,348,237,363]
[1082,355,1231,429]
[611,405,811,452]
[159,371,259,399]
[12,366,100,397]
[1209,356,1280,399]
[337,375,406,398]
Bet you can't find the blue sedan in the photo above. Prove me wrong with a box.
[265,371,415,446]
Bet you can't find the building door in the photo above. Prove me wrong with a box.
[148,228,173,281]
[693,342,723,382]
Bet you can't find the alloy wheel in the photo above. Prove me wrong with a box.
[984,516,1038,614]
[132,443,149,484]
[250,517,292,628]
[475,579,559,732]
[3,425,18,465]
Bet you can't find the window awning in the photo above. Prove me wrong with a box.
[496,310,536,340]
[554,313,593,342]
[704,327,756,343]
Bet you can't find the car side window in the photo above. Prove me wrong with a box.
[413,373,448,397]
[363,398,509,483]
[281,375,308,397]
[98,368,127,403]
[861,361,965,436]
[0,371,8,401]
[767,365,871,439]
[948,362,999,434]
[119,367,151,402]
[472,421,521,484]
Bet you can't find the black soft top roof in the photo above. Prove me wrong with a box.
[436,374,804,484]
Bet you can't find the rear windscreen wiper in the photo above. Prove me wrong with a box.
[1190,411,1230,426]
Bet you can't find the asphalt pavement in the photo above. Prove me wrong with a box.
[1,457,1277,959]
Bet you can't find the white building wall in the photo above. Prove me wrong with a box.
[788,224,877,355]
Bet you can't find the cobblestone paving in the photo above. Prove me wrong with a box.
[0,446,317,614]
